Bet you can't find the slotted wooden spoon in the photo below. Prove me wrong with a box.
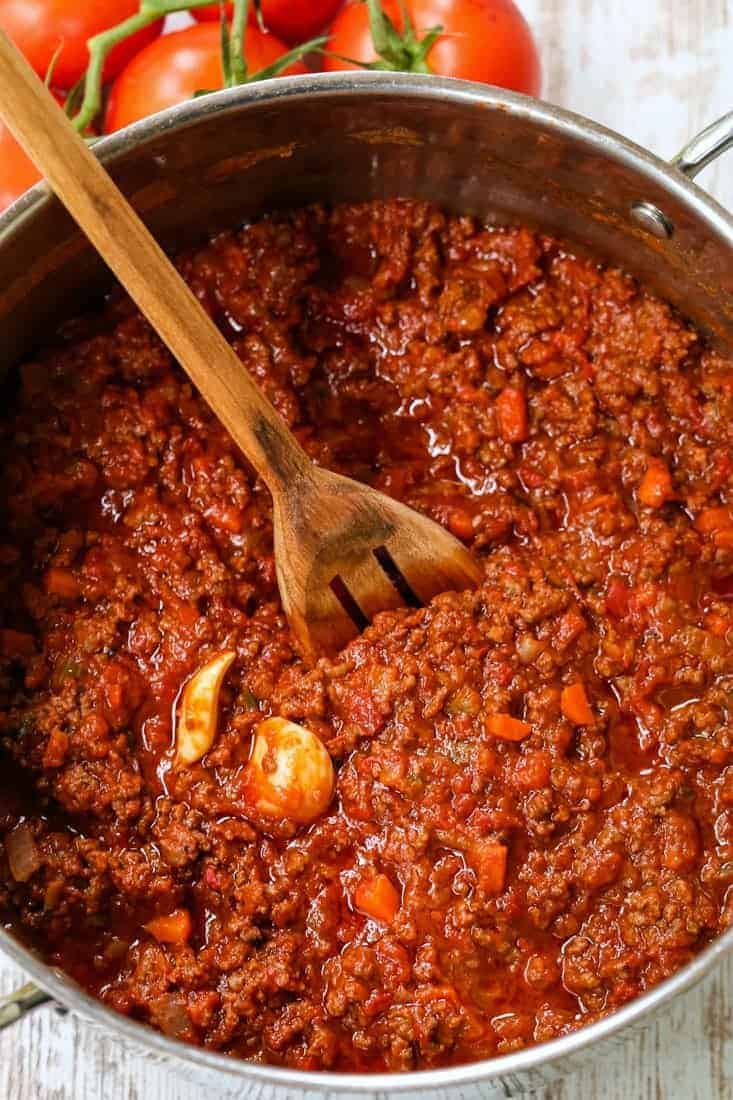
[0,30,481,660]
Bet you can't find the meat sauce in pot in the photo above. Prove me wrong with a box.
[1,199,732,1071]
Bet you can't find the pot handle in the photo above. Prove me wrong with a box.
[0,981,52,1031]
[632,111,733,237]
[672,110,733,178]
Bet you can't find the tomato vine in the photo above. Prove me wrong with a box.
[70,0,322,133]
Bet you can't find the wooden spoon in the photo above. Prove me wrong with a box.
[0,30,481,660]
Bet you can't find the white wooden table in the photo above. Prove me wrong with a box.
[2,1,732,1097]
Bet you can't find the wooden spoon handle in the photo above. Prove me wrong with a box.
[0,29,309,495]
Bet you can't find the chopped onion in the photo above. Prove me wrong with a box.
[148,994,192,1040]
[5,823,41,883]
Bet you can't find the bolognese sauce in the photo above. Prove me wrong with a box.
[0,199,732,1071]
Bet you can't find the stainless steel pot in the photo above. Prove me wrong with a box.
[0,72,732,1099]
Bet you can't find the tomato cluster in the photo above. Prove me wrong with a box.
[0,0,541,213]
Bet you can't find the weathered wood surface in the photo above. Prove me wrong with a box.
[1,1,732,1096]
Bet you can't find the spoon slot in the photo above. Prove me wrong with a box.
[372,545,422,609]
[329,574,370,632]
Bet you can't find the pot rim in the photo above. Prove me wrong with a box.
[1,70,732,1091]
[2,70,732,242]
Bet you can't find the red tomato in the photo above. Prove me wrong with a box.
[105,22,306,133]
[0,91,69,213]
[324,0,541,97]
[0,123,42,213]
[0,0,163,89]
[192,0,344,44]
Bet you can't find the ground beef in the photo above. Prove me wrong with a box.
[1,199,732,1072]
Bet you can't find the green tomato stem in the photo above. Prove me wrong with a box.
[230,0,249,86]
[363,0,438,75]
[71,0,219,133]
[244,34,327,82]
[72,0,326,134]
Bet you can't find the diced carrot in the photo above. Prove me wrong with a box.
[472,841,508,894]
[495,387,528,444]
[145,908,193,945]
[44,567,80,599]
[637,457,673,508]
[485,713,531,741]
[354,873,400,924]
[561,682,595,725]
[715,529,733,549]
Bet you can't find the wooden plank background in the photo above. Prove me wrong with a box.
[1,1,732,1097]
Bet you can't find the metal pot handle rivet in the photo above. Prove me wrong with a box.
[631,110,733,239]
[0,981,52,1031]
[630,200,675,239]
